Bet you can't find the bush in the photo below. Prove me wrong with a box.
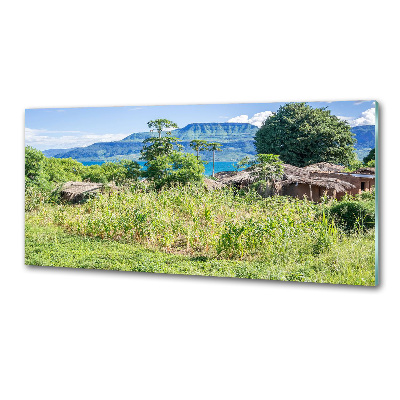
[145,151,204,189]
[25,146,46,185]
[363,148,375,164]
[44,157,85,183]
[82,160,141,185]
[326,199,375,232]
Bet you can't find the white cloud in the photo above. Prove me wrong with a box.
[25,128,129,150]
[249,111,274,127]
[228,114,250,124]
[228,110,273,128]
[338,107,376,127]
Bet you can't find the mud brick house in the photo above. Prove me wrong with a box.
[215,163,375,202]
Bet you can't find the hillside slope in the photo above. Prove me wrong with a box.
[42,123,375,162]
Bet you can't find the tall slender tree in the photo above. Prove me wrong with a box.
[141,119,180,164]
[147,119,178,138]
[207,142,222,177]
[189,139,209,160]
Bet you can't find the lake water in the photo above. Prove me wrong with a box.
[82,161,238,176]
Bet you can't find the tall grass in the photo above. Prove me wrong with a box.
[41,185,343,262]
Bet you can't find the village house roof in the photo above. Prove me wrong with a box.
[215,163,356,193]
[303,162,346,173]
[353,167,375,175]
[280,164,356,192]
[60,181,115,202]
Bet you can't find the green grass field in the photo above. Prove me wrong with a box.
[25,199,375,285]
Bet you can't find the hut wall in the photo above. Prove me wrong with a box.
[280,183,349,202]
[282,183,313,200]
[310,172,375,195]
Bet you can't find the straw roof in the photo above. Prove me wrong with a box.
[60,181,110,203]
[281,164,355,191]
[304,162,345,173]
[215,164,356,193]
[215,169,257,186]
[353,167,375,175]
[204,178,225,190]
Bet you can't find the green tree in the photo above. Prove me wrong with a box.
[43,157,86,183]
[255,103,356,167]
[207,142,222,177]
[247,154,284,183]
[25,146,46,185]
[100,160,141,185]
[145,151,204,189]
[83,160,141,185]
[363,148,375,165]
[147,119,179,138]
[141,119,181,164]
[189,139,209,160]
[25,146,55,210]
[82,164,108,183]
[140,136,182,163]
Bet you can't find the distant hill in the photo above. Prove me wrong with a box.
[42,148,79,157]
[42,123,375,163]
[352,125,376,160]
[44,123,259,162]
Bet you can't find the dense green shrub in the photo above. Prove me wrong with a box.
[363,148,375,164]
[82,160,141,185]
[44,157,85,182]
[25,146,47,186]
[325,198,375,232]
[145,151,204,189]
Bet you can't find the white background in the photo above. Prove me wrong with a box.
[1,1,399,399]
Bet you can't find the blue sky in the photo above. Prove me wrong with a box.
[25,100,376,150]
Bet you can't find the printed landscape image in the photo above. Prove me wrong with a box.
[25,101,377,285]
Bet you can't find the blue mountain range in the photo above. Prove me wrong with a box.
[42,123,375,163]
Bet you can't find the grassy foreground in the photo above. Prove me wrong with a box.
[25,210,375,285]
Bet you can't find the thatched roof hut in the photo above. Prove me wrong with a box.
[203,178,226,190]
[215,169,256,188]
[215,163,356,200]
[280,164,355,192]
[60,181,113,203]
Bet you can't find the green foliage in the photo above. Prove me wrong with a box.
[91,160,141,185]
[81,161,141,184]
[255,102,356,167]
[235,156,252,171]
[208,142,222,152]
[43,157,86,182]
[27,187,375,285]
[25,146,56,211]
[343,154,363,172]
[25,217,374,285]
[25,146,141,210]
[363,148,375,164]
[25,146,46,185]
[189,139,209,159]
[140,136,182,162]
[147,119,179,138]
[366,159,375,167]
[81,164,107,183]
[207,142,222,177]
[144,151,204,189]
[247,154,284,182]
[323,194,375,232]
